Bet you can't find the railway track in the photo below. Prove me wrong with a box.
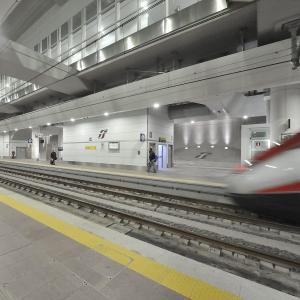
[0,174,300,271]
[0,165,299,239]
[0,163,300,295]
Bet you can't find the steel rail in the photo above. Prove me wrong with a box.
[0,174,300,271]
[0,166,300,235]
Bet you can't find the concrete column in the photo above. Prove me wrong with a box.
[31,127,40,161]
[269,85,300,143]
[165,0,170,17]
[116,0,121,40]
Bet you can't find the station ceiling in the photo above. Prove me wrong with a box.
[1,0,59,41]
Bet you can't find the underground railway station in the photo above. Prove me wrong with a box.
[0,0,299,299]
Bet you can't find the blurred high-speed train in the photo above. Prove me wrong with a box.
[227,132,300,225]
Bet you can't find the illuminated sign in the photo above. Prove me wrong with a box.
[85,145,96,150]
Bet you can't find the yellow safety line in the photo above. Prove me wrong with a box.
[0,195,241,300]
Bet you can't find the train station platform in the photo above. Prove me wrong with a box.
[0,158,229,187]
[0,186,298,300]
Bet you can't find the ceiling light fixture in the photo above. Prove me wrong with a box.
[141,1,148,9]
[153,103,160,109]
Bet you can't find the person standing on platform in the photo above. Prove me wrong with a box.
[50,150,57,165]
[148,148,157,173]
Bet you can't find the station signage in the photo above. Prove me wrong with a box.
[85,145,96,150]
[140,133,145,142]
[98,129,108,139]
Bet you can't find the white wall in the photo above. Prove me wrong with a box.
[174,118,242,163]
[269,85,300,142]
[0,134,10,157]
[63,109,148,167]
[0,134,29,158]
[148,107,174,144]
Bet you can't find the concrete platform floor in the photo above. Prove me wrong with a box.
[0,187,298,300]
[0,203,184,300]
[0,158,230,186]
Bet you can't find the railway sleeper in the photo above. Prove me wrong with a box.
[61,199,70,205]
[290,271,300,280]
[259,261,292,275]
[279,231,293,239]
[71,203,81,209]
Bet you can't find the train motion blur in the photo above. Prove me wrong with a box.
[227,132,300,225]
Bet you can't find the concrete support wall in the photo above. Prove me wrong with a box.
[63,110,148,167]
[148,107,174,144]
[61,108,173,168]
[269,85,300,143]
[174,118,242,163]
[0,134,10,157]
[31,126,63,161]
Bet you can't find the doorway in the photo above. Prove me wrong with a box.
[168,145,173,168]
[158,144,168,170]
[16,147,26,159]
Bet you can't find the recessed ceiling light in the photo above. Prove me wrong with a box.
[70,118,75,122]
[210,145,215,148]
[197,145,201,148]
[29,126,32,129]
[153,103,160,109]
[225,146,229,150]
[104,112,109,116]
[243,115,248,120]
[184,146,188,150]
[46,122,51,126]
[14,128,18,131]
[190,120,195,124]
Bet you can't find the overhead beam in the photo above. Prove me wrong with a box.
[0,39,90,96]
[0,38,298,131]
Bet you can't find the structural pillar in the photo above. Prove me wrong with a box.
[269,85,300,143]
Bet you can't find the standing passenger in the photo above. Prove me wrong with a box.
[147,148,157,173]
[50,150,57,165]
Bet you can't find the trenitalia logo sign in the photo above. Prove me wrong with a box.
[98,129,108,139]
